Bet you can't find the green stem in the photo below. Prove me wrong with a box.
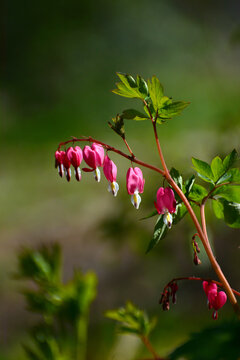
[76,315,88,360]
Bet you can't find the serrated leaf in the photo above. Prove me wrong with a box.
[113,73,147,100]
[185,175,195,197]
[148,75,164,111]
[188,184,208,202]
[170,168,183,190]
[146,215,168,253]
[212,185,240,203]
[112,82,138,98]
[211,156,224,182]
[121,109,149,121]
[105,302,156,337]
[192,158,214,183]
[223,149,238,171]
[160,101,190,118]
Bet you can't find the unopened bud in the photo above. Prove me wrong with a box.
[193,252,201,265]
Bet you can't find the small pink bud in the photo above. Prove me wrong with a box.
[126,167,145,209]
[55,150,65,177]
[83,143,105,182]
[103,155,119,197]
[67,146,83,181]
[193,253,201,265]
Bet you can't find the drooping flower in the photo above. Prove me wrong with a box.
[126,167,145,209]
[202,281,218,297]
[103,155,119,196]
[67,146,83,181]
[208,290,227,320]
[83,143,105,182]
[154,187,177,228]
[55,150,65,178]
[62,151,72,181]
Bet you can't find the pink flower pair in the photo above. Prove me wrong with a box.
[203,281,227,320]
[55,146,83,181]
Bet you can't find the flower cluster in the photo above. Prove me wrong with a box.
[55,143,178,217]
[203,281,227,320]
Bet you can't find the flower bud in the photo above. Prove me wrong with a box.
[103,155,119,197]
[83,143,105,182]
[126,167,145,209]
[67,146,83,181]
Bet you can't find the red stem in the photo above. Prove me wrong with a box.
[162,277,240,298]
[58,136,164,176]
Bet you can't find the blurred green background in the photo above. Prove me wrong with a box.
[1,0,240,359]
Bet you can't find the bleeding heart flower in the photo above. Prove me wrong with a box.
[67,146,83,181]
[61,151,72,182]
[83,143,105,182]
[202,281,218,297]
[154,187,177,228]
[126,167,145,209]
[208,290,227,320]
[55,150,65,178]
[103,155,119,197]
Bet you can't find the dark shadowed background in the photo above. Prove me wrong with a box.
[1,0,240,359]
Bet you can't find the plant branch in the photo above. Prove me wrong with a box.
[140,335,160,360]
[58,137,164,176]
[161,277,240,298]
[149,121,240,317]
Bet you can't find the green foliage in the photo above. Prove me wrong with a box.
[169,320,240,360]
[146,215,168,253]
[112,73,189,125]
[192,158,214,183]
[212,199,240,228]
[188,184,208,202]
[120,109,149,121]
[108,114,125,138]
[17,244,97,360]
[105,302,156,337]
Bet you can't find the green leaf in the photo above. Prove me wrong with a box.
[185,175,195,197]
[159,100,190,118]
[223,149,238,171]
[121,109,149,121]
[140,209,158,220]
[136,75,148,97]
[108,114,125,138]
[188,184,208,202]
[212,185,240,203]
[212,198,240,228]
[192,158,214,183]
[173,203,188,224]
[169,320,240,360]
[228,168,240,183]
[148,75,164,111]
[105,302,156,337]
[211,156,225,182]
[146,215,168,253]
[170,168,183,190]
[212,200,224,219]
[223,201,240,228]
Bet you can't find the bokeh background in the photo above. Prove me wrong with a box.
[1,0,240,359]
